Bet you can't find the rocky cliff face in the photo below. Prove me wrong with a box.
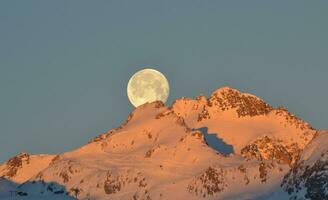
[0,86,325,200]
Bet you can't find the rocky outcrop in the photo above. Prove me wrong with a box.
[208,87,274,118]
[0,152,30,179]
[241,136,295,166]
[103,170,149,199]
[188,167,227,197]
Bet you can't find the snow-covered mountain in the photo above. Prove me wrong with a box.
[0,86,326,200]
[0,152,55,183]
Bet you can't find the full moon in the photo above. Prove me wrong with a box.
[127,68,170,107]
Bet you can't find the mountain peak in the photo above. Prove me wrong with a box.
[0,153,55,183]
[208,86,273,117]
[211,86,241,94]
[171,86,316,155]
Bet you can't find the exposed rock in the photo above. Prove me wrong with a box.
[1,152,30,178]
[209,87,274,117]
[188,167,227,197]
[281,132,328,200]
[104,172,122,195]
[103,171,148,196]
[282,151,328,200]
[241,136,294,166]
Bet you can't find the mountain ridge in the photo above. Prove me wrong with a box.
[0,86,326,200]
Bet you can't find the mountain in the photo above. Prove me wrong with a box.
[0,86,326,200]
[0,152,55,183]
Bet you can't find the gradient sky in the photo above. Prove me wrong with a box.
[0,1,327,162]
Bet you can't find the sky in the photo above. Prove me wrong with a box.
[0,1,327,162]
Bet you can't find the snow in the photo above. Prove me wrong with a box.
[301,130,328,164]
[0,178,17,197]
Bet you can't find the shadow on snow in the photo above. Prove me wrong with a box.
[195,127,234,154]
[0,177,77,200]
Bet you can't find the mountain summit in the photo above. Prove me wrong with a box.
[0,87,326,200]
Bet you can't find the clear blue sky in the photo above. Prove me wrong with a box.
[0,1,327,162]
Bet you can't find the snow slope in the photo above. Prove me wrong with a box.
[0,178,17,198]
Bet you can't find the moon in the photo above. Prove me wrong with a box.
[127,68,170,107]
